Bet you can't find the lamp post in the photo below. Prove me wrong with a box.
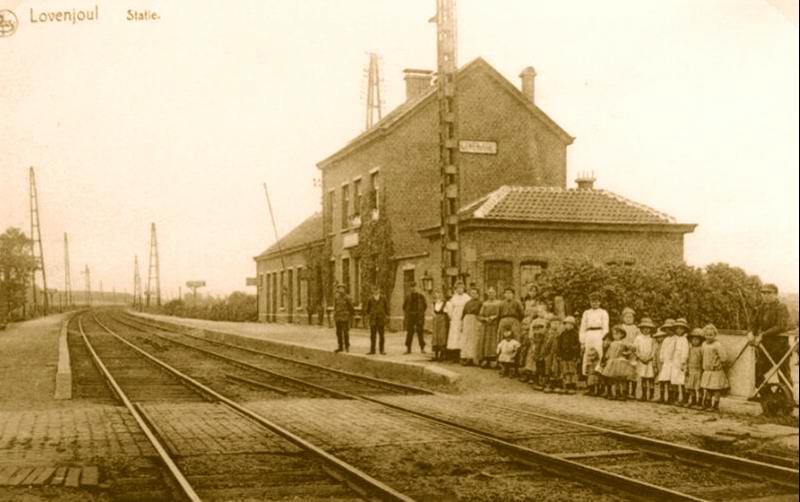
[421,271,434,295]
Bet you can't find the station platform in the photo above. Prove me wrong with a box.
[133,312,798,458]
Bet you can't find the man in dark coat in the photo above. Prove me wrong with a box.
[364,286,389,355]
[749,283,791,389]
[403,282,428,354]
[333,284,355,353]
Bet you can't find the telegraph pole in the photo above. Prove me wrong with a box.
[146,223,161,307]
[133,255,142,309]
[29,167,49,314]
[433,0,461,290]
[82,265,92,306]
[63,233,72,307]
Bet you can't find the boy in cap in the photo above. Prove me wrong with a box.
[557,316,581,394]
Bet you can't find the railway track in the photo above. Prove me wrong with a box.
[76,312,413,502]
[109,310,799,501]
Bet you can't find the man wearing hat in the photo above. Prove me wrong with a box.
[333,284,355,353]
[748,283,791,390]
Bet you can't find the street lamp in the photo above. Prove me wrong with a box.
[421,271,434,293]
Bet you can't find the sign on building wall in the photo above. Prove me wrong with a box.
[459,140,497,155]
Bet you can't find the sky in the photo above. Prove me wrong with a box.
[0,0,797,298]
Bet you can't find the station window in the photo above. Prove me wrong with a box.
[353,179,362,218]
[279,271,285,308]
[520,261,548,289]
[296,267,304,308]
[326,190,335,233]
[342,258,351,294]
[484,260,513,295]
[369,171,379,211]
[403,269,415,296]
[341,184,350,229]
[353,258,361,303]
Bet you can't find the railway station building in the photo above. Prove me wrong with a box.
[254,57,696,329]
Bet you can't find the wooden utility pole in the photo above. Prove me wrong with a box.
[433,0,461,290]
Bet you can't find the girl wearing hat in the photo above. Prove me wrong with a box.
[655,319,675,403]
[657,318,690,404]
[620,307,641,398]
[602,325,636,400]
[684,328,705,407]
[700,324,729,410]
[634,318,657,401]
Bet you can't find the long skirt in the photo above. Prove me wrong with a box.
[446,318,462,350]
[478,320,499,361]
[460,314,482,363]
[582,330,605,375]
[431,314,449,351]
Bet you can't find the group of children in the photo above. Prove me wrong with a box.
[494,297,731,411]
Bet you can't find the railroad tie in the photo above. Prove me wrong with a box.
[50,467,68,485]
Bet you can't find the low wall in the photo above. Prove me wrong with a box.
[719,329,799,400]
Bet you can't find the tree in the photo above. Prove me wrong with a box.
[0,228,37,320]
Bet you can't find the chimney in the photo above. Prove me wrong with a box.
[575,172,596,190]
[519,66,537,103]
[403,69,433,102]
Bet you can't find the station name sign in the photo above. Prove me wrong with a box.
[458,140,497,155]
[186,281,206,288]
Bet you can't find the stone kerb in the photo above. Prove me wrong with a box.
[54,314,73,400]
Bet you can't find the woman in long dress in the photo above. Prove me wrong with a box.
[430,291,450,361]
[477,287,501,368]
[445,282,470,361]
[460,287,483,366]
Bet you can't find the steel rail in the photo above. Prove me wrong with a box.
[76,315,202,502]
[121,311,434,396]
[120,310,799,482]
[480,402,799,489]
[90,312,417,502]
[107,313,710,501]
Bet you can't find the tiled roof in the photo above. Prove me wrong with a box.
[255,212,323,259]
[463,186,681,225]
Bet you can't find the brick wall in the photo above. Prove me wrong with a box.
[256,247,318,324]
[460,227,685,294]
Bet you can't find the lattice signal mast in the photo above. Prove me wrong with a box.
[145,223,161,307]
[29,167,49,314]
[63,233,72,307]
[433,0,461,290]
[363,52,384,130]
[133,255,142,309]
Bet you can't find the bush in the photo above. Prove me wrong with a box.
[156,292,257,322]
[534,261,763,330]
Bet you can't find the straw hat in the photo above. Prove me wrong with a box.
[638,317,656,330]
[673,318,690,330]
[688,328,704,341]
[621,307,636,317]
[563,315,577,325]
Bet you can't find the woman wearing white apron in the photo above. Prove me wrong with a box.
[445,282,470,361]
[579,292,609,375]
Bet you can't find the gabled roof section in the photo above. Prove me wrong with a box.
[317,57,574,169]
[255,212,323,260]
[461,185,690,226]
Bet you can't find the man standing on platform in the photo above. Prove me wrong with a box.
[748,283,791,389]
[403,282,428,354]
[333,284,354,353]
[365,286,389,355]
